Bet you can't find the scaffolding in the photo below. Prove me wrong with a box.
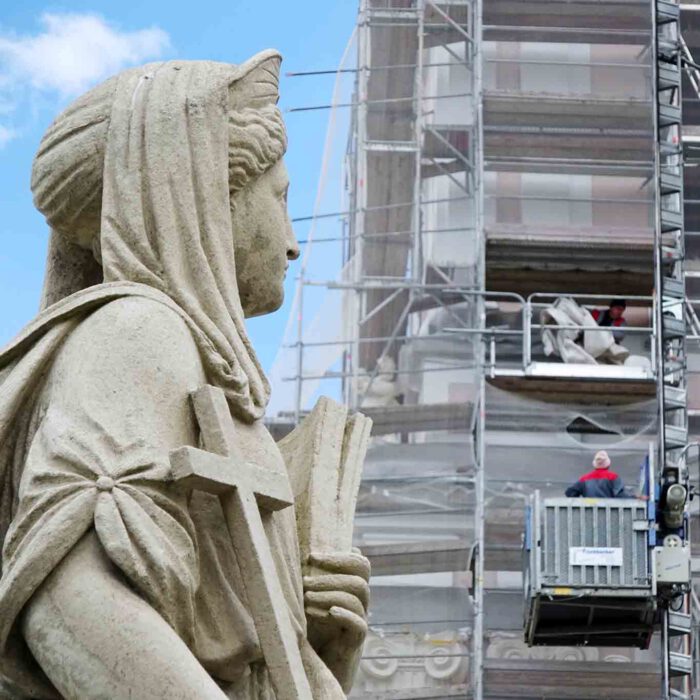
[271,0,700,697]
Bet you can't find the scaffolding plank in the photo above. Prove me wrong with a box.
[484,25,649,45]
[484,0,650,29]
[487,374,656,401]
[362,401,474,435]
[485,91,652,131]
[355,687,469,700]
[362,539,469,575]
[483,659,659,699]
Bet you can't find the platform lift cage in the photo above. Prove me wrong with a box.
[524,488,656,650]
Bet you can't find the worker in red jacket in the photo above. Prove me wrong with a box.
[591,299,627,343]
[565,450,627,498]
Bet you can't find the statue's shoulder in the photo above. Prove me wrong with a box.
[55,295,204,384]
[86,295,196,344]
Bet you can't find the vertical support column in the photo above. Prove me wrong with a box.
[653,1,692,697]
[350,0,371,410]
[654,0,688,482]
[402,0,425,359]
[472,0,485,697]
[662,606,671,700]
[652,0,666,471]
[412,0,425,292]
[473,374,485,700]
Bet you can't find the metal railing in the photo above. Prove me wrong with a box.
[431,292,657,379]
[283,291,662,392]
[524,292,656,370]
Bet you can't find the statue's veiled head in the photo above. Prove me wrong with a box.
[31,51,299,319]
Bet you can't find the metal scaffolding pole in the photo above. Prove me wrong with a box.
[349,0,370,410]
[472,0,485,695]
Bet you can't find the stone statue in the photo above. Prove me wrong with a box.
[0,51,370,699]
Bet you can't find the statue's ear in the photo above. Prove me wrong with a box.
[229,49,282,111]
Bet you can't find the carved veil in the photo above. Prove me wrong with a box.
[0,51,284,579]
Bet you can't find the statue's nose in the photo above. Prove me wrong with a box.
[286,221,300,261]
[287,244,300,262]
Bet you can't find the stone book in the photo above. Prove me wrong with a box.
[278,398,372,557]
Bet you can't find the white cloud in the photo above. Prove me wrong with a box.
[0,13,171,147]
[0,125,14,148]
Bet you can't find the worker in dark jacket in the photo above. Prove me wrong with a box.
[592,299,628,343]
[565,450,627,498]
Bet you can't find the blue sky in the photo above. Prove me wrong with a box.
[0,1,356,372]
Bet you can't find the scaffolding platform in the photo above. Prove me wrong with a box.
[487,266,654,298]
[525,361,653,382]
[490,364,656,403]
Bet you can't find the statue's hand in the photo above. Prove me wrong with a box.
[303,549,370,692]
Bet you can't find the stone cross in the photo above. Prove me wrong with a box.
[169,385,313,700]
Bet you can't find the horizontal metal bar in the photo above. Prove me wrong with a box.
[362,473,474,484]
[485,193,651,205]
[484,24,649,40]
[361,653,471,660]
[528,292,653,303]
[286,60,469,77]
[286,328,518,351]
[286,59,649,78]
[369,618,471,627]
[287,91,471,113]
[531,324,652,333]
[486,156,652,172]
[282,364,477,383]
[292,194,470,223]
[485,124,651,137]
[446,327,521,335]
[302,282,524,305]
[297,225,476,246]
[486,58,650,70]
[355,505,471,518]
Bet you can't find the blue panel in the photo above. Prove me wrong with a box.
[524,504,532,551]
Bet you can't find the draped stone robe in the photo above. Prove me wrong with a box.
[0,285,344,699]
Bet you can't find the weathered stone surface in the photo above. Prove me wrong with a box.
[0,51,369,699]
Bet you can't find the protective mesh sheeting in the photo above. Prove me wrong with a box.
[353,390,476,696]
[266,33,357,417]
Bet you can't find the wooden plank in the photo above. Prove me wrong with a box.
[363,402,474,435]
[362,539,470,575]
[487,374,655,402]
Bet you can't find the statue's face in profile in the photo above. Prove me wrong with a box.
[231,159,300,318]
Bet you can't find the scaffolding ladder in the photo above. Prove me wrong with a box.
[654,0,693,697]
